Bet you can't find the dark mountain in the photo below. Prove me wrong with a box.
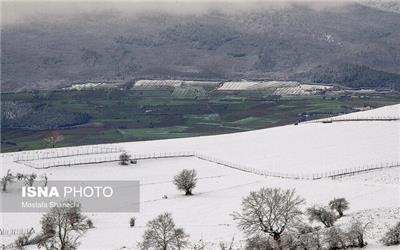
[2,2,400,92]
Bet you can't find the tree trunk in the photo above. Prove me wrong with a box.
[358,235,365,247]
[273,233,282,250]
[185,190,192,195]
[2,182,6,191]
[338,210,343,217]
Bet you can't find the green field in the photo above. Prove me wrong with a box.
[2,88,399,152]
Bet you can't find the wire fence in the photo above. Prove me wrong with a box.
[10,147,400,180]
[18,151,196,169]
[194,153,399,180]
[132,152,195,160]
[312,116,400,124]
[18,153,121,169]
[11,145,124,162]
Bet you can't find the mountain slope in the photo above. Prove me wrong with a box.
[292,63,400,90]
[2,2,400,91]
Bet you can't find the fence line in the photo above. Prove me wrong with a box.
[18,151,196,169]
[11,148,400,180]
[11,146,124,162]
[311,116,400,124]
[193,153,399,180]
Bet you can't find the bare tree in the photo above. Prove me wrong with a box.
[37,201,87,250]
[232,188,304,250]
[119,152,131,165]
[41,174,48,187]
[1,169,15,192]
[329,198,349,218]
[306,206,337,228]
[138,213,189,250]
[173,169,198,195]
[44,131,64,148]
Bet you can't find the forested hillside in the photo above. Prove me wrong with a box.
[2,1,400,92]
[292,63,400,90]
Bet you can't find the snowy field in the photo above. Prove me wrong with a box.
[1,104,399,249]
[134,80,184,88]
[1,157,399,249]
[335,167,400,185]
[217,80,331,95]
[133,80,219,89]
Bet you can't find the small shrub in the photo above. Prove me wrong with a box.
[307,206,337,228]
[15,230,34,249]
[44,131,64,148]
[41,174,48,187]
[173,169,198,195]
[16,173,25,181]
[192,239,208,250]
[1,169,15,191]
[119,152,131,165]
[86,219,94,229]
[219,237,237,250]
[294,224,323,250]
[324,226,347,249]
[24,173,37,187]
[130,217,136,227]
[329,198,349,218]
[380,221,400,246]
[346,220,369,248]
[245,234,273,250]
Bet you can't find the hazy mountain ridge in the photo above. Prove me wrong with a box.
[2,2,400,92]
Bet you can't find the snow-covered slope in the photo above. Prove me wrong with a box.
[111,104,400,175]
[1,104,399,249]
[1,158,399,249]
[320,104,400,121]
